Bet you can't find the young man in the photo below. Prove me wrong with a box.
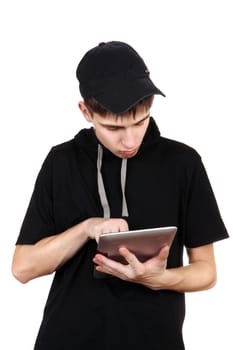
[12,41,228,349]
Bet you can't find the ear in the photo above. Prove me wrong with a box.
[78,101,93,122]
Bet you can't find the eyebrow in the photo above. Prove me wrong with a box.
[99,113,150,129]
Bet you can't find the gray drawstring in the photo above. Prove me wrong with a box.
[120,157,129,217]
[97,144,110,218]
[97,144,129,218]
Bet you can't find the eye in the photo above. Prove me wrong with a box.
[106,126,119,131]
[135,120,145,126]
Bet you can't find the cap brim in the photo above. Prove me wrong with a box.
[92,77,165,114]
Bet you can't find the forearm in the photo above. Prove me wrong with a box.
[12,217,128,284]
[12,221,89,283]
[93,244,217,293]
[143,260,217,293]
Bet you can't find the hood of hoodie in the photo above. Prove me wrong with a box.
[74,117,161,218]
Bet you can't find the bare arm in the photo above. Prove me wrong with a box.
[160,244,217,292]
[12,218,128,284]
[93,243,217,292]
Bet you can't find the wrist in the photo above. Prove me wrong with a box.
[72,220,90,243]
[142,269,183,291]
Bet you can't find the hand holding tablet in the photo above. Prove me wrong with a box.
[97,226,177,265]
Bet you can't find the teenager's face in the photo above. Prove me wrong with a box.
[80,103,150,158]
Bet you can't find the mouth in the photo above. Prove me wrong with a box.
[119,149,138,158]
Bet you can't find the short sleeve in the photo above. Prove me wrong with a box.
[184,155,229,248]
[16,149,56,244]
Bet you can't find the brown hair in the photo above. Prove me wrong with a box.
[84,95,154,117]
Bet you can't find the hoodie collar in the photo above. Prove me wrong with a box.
[74,117,160,218]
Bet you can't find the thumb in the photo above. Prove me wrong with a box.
[158,245,170,260]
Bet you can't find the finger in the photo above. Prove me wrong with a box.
[94,252,132,276]
[93,253,125,271]
[93,253,109,265]
[119,219,129,231]
[119,247,139,266]
[158,245,170,260]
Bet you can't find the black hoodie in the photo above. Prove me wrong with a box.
[17,117,228,349]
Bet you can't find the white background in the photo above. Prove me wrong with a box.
[0,1,232,349]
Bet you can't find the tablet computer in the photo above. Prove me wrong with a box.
[97,226,177,265]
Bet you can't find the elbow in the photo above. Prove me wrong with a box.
[12,242,57,283]
[12,257,54,284]
[207,272,217,290]
[12,246,35,283]
[12,262,32,284]
[11,255,37,284]
[202,267,217,291]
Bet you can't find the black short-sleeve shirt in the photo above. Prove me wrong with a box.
[16,118,228,350]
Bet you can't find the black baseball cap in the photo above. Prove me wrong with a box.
[76,41,165,114]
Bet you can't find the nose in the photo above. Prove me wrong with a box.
[121,128,136,149]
